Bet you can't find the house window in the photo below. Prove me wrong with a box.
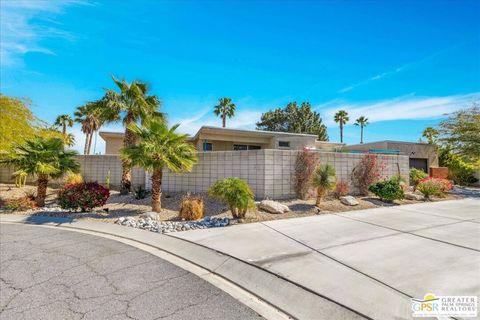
[233,144,248,151]
[233,145,261,151]
[278,141,290,148]
[203,142,213,151]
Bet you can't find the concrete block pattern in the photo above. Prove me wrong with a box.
[0,151,409,199]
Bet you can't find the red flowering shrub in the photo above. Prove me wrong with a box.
[334,180,349,198]
[294,149,319,199]
[351,154,386,195]
[58,182,110,212]
[417,177,453,192]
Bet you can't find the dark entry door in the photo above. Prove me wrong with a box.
[409,158,428,172]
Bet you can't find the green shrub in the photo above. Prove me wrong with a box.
[416,179,445,199]
[409,168,428,185]
[58,182,110,212]
[368,178,404,202]
[208,177,255,219]
[439,147,478,185]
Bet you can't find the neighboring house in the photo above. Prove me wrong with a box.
[190,126,343,151]
[343,140,438,172]
[98,132,125,155]
[99,126,344,154]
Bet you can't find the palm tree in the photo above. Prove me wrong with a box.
[311,164,337,207]
[354,116,369,144]
[121,118,197,212]
[74,102,102,155]
[213,97,236,128]
[103,76,163,194]
[334,110,349,143]
[422,127,439,144]
[54,114,74,136]
[1,137,79,206]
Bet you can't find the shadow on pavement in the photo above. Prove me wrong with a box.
[24,215,75,225]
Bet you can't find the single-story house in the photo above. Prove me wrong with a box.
[99,126,344,155]
[343,140,439,172]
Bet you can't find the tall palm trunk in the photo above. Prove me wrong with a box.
[36,174,49,207]
[86,131,93,155]
[151,169,163,212]
[340,123,344,143]
[222,114,226,128]
[360,126,364,144]
[83,132,90,155]
[121,113,136,194]
[62,125,66,136]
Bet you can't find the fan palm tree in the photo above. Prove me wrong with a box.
[103,76,163,194]
[334,110,349,143]
[0,137,79,206]
[74,102,102,155]
[354,116,369,144]
[311,164,337,207]
[54,114,74,136]
[213,97,236,128]
[120,118,197,212]
[422,127,439,144]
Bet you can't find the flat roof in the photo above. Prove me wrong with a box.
[347,140,434,147]
[99,131,124,139]
[100,126,321,142]
[192,126,319,140]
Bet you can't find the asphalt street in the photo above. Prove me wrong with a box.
[0,223,262,320]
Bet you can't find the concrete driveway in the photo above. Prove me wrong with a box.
[173,199,480,319]
[0,224,262,320]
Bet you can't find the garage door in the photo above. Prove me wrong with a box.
[409,158,428,172]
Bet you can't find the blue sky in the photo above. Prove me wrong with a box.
[1,0,479,153]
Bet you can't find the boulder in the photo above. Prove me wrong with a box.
[258,200,290,214]
[340,196,359,206]
[405,192,424,201]
[141,211,160,221]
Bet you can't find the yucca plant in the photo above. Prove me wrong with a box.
[311,164,337,206]
[0,137,80,206]
[120,118,197,212]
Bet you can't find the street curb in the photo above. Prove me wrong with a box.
[0,215,365,320]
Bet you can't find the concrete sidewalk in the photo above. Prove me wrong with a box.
[172,198,480,320]
[1,199,479,319]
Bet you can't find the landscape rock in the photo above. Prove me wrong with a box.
[258,200,290,214]
[405,192,424,201]
[114,216,231,234]
[340,196,359,206]
[141,211,160,221]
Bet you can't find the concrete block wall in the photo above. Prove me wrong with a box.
[264,150,409,199]
[0,155,145,190]
[147,150,409,200]
[1,151,408,198]
[149,151,267,197]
